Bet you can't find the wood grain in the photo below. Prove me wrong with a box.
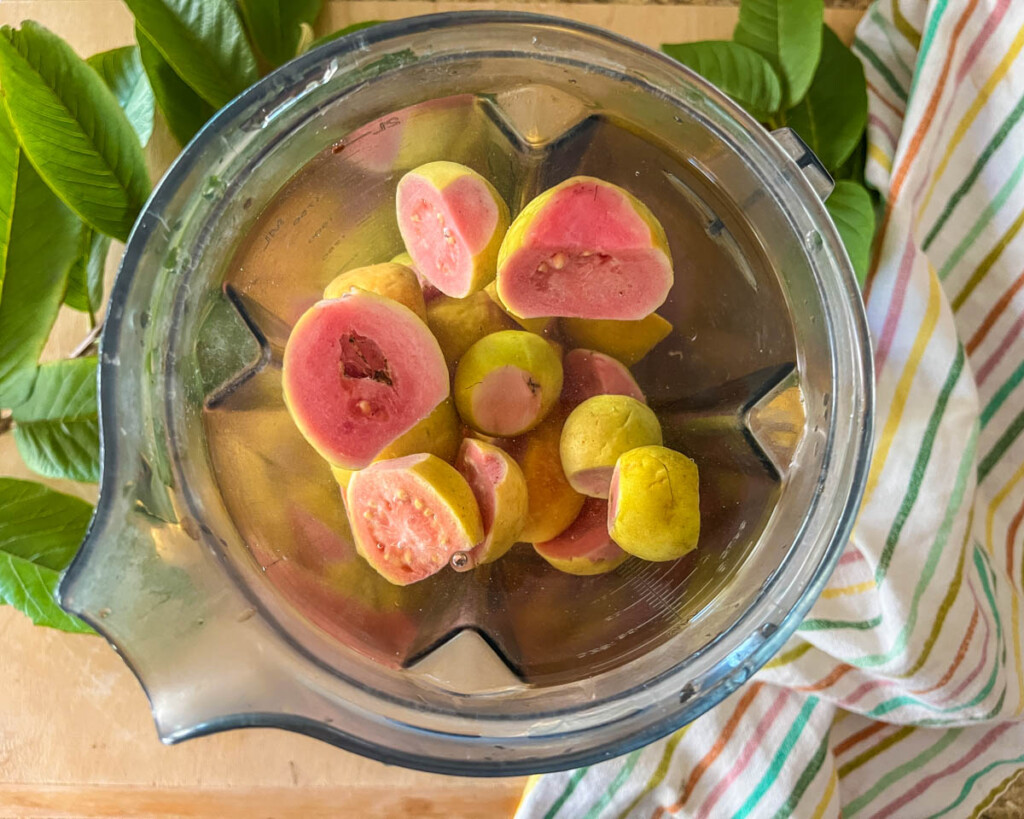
[0,2,861,817]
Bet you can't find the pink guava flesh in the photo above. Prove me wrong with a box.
[455,439,506,562]
[397,173,501,297]
[347,458,474,585]
[570,466,615,498]
[607,469,621,524]
[469,365,543,437]
[500,181,672,319]
[282,292,448,469]
[534,498,627,564]
[562,348,645,409]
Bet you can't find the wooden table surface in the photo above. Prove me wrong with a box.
[0,2,862,817]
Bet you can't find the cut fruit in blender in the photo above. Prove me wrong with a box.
[330,398,461,490]
[561,348,646,409]
[496,176,673,320]
[533,498,628,576]
[426,290,517,367]
[454,330,563,437]
[562,312,673,366]
[560,395,662,498]
[346,453,484,585]
[608,445,700,561]
[396,161,510,298]
[323,262,427,320]
[455,438,529,566]
[508,412,586,543]
[281,162,702,584]
[282,290,448,469]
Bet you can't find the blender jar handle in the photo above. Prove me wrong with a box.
[771,128,835,201]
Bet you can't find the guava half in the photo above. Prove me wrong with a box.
[533,498,628,576]
[496,176,673,319]
[346,453,484,585]
[426,290,516,367]
[323,262,427,320]
[608,445,700,562]
[508,412,585,543]
[282,290,448,469]
[560,395,662,497]
[454,330,563,437]
[483,282,554,336]
[561,348,645,409]
[455,438,528,566]
[392,250,442,303]
[562,313,673,366]
[396,161,511,298]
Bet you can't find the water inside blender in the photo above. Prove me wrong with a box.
[197,91,803,688]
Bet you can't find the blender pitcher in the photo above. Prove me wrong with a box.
[59,13,873,775]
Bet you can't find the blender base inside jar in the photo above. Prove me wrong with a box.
[197,91,802,689]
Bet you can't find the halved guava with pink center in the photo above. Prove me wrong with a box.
[496,177,673,320]
[454,330,563,437]
[608,445,700,562]
[559,395,662,498]
[347,453,484,585]
[562,313,673,366]
[533,498,628,575]
[396,161,510,298]
[282,290,448,469]
[426,290,516,367]
[508,412,585,543]
[562,348,645,409]
[323,262,426,320]
[455,438,528,567]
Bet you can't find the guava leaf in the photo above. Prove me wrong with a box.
[0,478,94,633]
[11,357,100,483]
[136,25,214,147]
[662,40,783,121]
[826,179,875,286]
[734,0,823,107]
[63,228,111,316]
[124,0,258,108]
[88,45,155,146]
[0,99,17,299]
[0,155,83,408]
[784,26,867,172]
[0,22,150,241]
[238,0,323,67]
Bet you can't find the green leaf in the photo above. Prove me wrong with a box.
[10,358,100,483]
[238,0,322,68]
[308,20,383,51]
[0,22,151,242]
[0,156,83,407]
[0,478,94,632]
[136,24,215,146]
[124,0,258,108]
[826,179,875,286]
[783,26,867,173]
[835,131,867,183]
[87,45,155,146]
[0,97,18,297]
[63,227,111,317]
[734,0,823,108]
[662,40,783,121]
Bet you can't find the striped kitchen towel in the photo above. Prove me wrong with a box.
[516,0,1024,815]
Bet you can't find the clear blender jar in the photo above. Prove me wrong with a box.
[60,12,872,775]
